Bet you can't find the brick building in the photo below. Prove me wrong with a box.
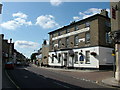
[48,9,114,69]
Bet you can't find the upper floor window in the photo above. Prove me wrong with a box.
[75,25,79,31]
[52,41,54,49]
[66,28,70,33]
[85,22,90,27]
[74,35,79,46]
[58,31,61,36]
[106,32,111,44]
[105,22,111,27]
[85,32,90,43]
[66,37,69,48]
[58,39,61,48]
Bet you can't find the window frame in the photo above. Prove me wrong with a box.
[52,54,54,63]
[85,22,90,27]
[85,51,90,64]
[58,39,61,48]
[74,35,79,46]
[66,37,69,48]
[74,52,78,64]
[85,32,90,44]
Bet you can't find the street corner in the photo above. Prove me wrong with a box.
[102,77,120,88]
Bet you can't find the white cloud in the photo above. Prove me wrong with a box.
[36,15,59,29]
[15,40,39,48]
[73,8,110,21]
[73,16,80,21]
[1,12,32,30]
[1,20,20,30]
[12,12,28,19]
[50,0,62,6]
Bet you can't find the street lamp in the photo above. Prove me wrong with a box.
[109,30,120,82]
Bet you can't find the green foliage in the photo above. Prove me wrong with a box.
[30,53,38,60]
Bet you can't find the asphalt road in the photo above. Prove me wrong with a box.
[6,64,117,90]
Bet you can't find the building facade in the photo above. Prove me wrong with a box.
[48,10,114,69]
[110,1,120,82]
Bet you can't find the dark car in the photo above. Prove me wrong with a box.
[5,62,14,69]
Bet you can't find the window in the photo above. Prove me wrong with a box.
[112,7,116,19]
[85,22,90,27]
[105,22,111,27]
[52,54,54,63]
[58,31,61,36]
[66,37,69,48]
[58,39,61,48]
[66,28,70,33]
[52,41,54,49]
[74,35,79,46]
[106,32,111,43]
[75,25,79,31]
[85,32,90,43]
[74,52,78,64]
[86,51,90,64]
[52,33,55,37]
[58,53,61,63]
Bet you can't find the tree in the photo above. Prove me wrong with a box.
[30,53,38,62]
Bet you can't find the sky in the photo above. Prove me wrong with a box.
[0,1,110,58]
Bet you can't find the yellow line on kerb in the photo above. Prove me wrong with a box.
[5,70,21,90]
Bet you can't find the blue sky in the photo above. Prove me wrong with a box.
[0,1,110,58]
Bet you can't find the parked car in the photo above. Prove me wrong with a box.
[16,61,22,66]
[5,62,14,69]
[24,62,29,66]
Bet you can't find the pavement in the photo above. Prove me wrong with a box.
[32,64,120,88]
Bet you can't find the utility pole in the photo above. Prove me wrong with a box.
[0,3,2,90]
[110,1,120,82]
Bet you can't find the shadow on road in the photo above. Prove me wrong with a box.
[5,66,91,90]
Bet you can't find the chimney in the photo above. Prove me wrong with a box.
[0,4,2,14]
[100,9,108,17]
[10,38,12,43]
[1,34,4,39]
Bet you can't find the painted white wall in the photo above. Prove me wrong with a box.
[48,46,114,68]
[99,47,114,65]
[73,46,99,68]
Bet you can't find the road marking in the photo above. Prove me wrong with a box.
[5,70,20,90]
[24,68,28,70]
[53,82,71,88]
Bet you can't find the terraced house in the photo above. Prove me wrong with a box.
[48,9,114,69]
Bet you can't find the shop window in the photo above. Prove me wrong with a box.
[74,52,78,64]
[52,54,54,63]
[85,51,90,64]
[58,53,61,63]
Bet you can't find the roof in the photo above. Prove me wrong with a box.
[48,14,110,34]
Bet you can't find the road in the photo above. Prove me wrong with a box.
[6,64,117,90]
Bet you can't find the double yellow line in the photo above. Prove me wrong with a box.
[5,70,21,90]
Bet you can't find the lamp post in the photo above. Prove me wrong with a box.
[109,30,120,82]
